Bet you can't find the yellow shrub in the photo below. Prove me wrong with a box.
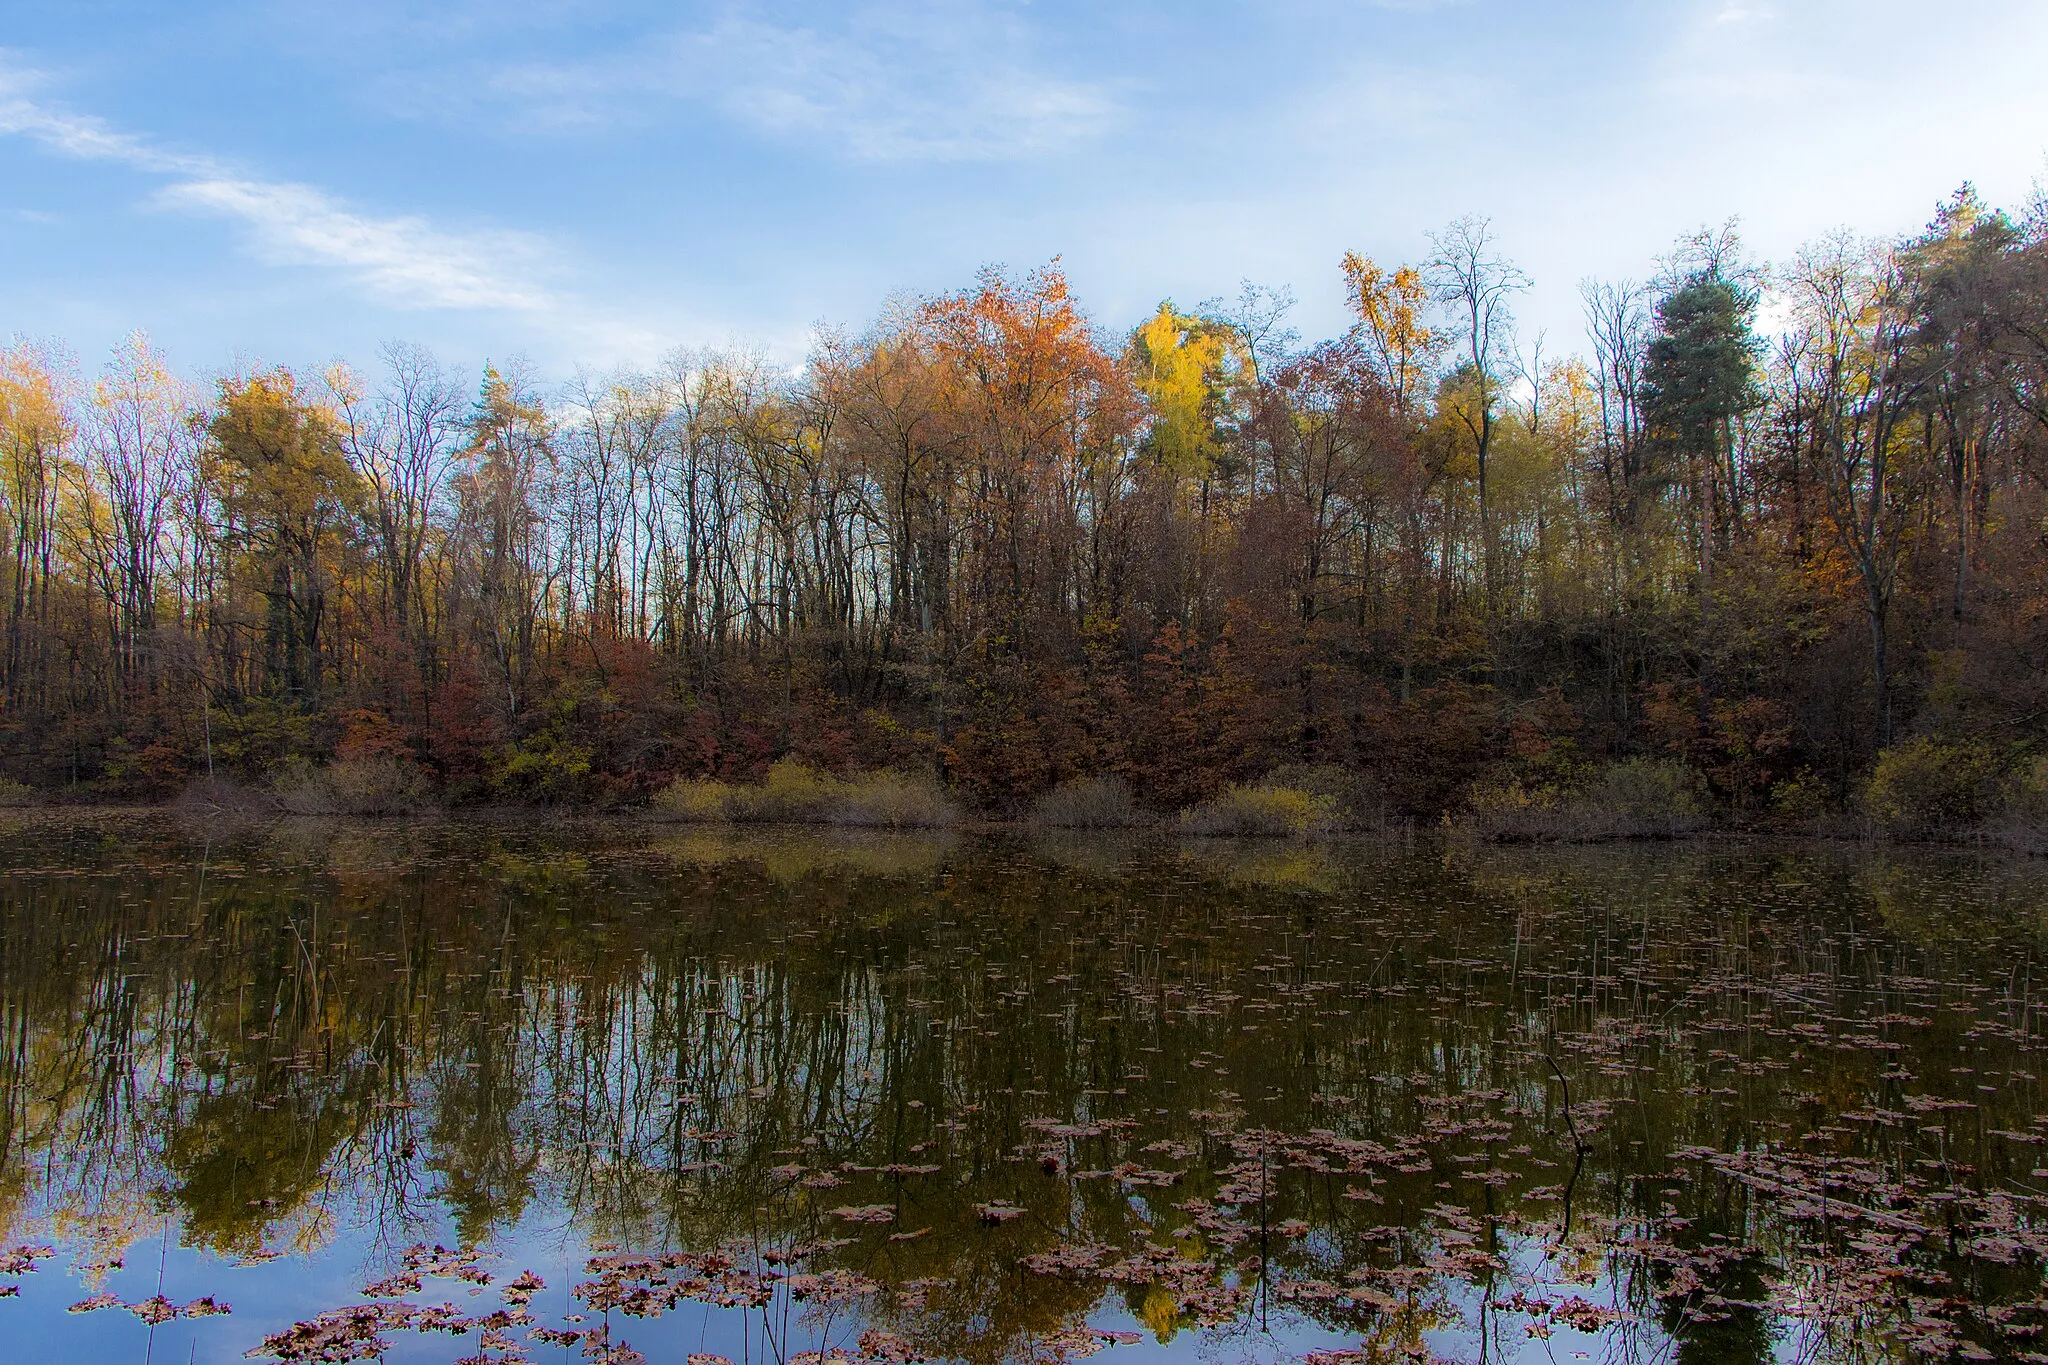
[726,759,845,822]
[833,771,957,829]
[651,779,732,821]
[1865,738,2009,836]
[1180,785,1339,838]
[650,761,957,828]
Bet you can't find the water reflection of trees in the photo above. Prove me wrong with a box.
[1,816,2047,1360]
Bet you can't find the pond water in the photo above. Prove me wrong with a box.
[0,813,2045,1364]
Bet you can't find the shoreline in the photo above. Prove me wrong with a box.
[0,797,2037,856]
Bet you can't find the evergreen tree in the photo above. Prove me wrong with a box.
[1640,270,1762,561]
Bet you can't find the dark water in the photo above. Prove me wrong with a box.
[1,814,2046,1364]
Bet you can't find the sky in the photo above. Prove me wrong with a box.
[3,0,2046,381]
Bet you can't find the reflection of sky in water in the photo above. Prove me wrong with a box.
[0,813,2042,1362]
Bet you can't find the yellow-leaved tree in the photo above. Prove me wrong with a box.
[202,369,360,704]
[1341,251,1440,418]
[1128,301,1241,481]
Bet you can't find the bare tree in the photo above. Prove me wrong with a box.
[76,333,192,697]
[1428,215,1528,608]
[1787,234,1928,746]
[332,342,464,700]
[1579,278,1654,533]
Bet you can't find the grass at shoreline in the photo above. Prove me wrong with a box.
[2,763,2044,853]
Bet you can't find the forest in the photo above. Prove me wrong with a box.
[3,187,2046,832]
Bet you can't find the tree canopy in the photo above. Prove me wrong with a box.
[6,195,2048,820]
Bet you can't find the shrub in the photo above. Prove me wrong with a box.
[1585,757,1704,821]
[651,779,732,822]
[0,776,34,807]
[2004,754,2048,826]
[1770,768,1833,821]
[651,760,958,829]
[1030,776,1149,830]
[723,759,846,823]
[1261,763,1384,824]
[832,771,958,829]
[1180,785,1340,839]
[1991,754,2048,853]
[175,773,268,814]
[1865,737,2010,838]
[488,731,594,804]
[1469,757,1706,841]
[271,755,434,817]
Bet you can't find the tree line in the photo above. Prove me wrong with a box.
[3,187,2046,818]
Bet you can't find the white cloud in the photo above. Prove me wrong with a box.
[0,65,209,176]
[0,52,559,314]
[491,3,1121,161]
[156,179,554,312]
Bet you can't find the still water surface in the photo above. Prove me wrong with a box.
[0,814,2045,1363]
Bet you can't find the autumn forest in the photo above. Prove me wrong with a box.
[4,190,2047,830]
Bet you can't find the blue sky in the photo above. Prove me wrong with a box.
[3,0,2046,377]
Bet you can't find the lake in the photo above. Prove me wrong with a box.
[0,812,2043,1363]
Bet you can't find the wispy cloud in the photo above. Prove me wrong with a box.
[491,2,1120,161]
[0,53,556,313]
[156,180,553,312]
[0,66,210,176]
